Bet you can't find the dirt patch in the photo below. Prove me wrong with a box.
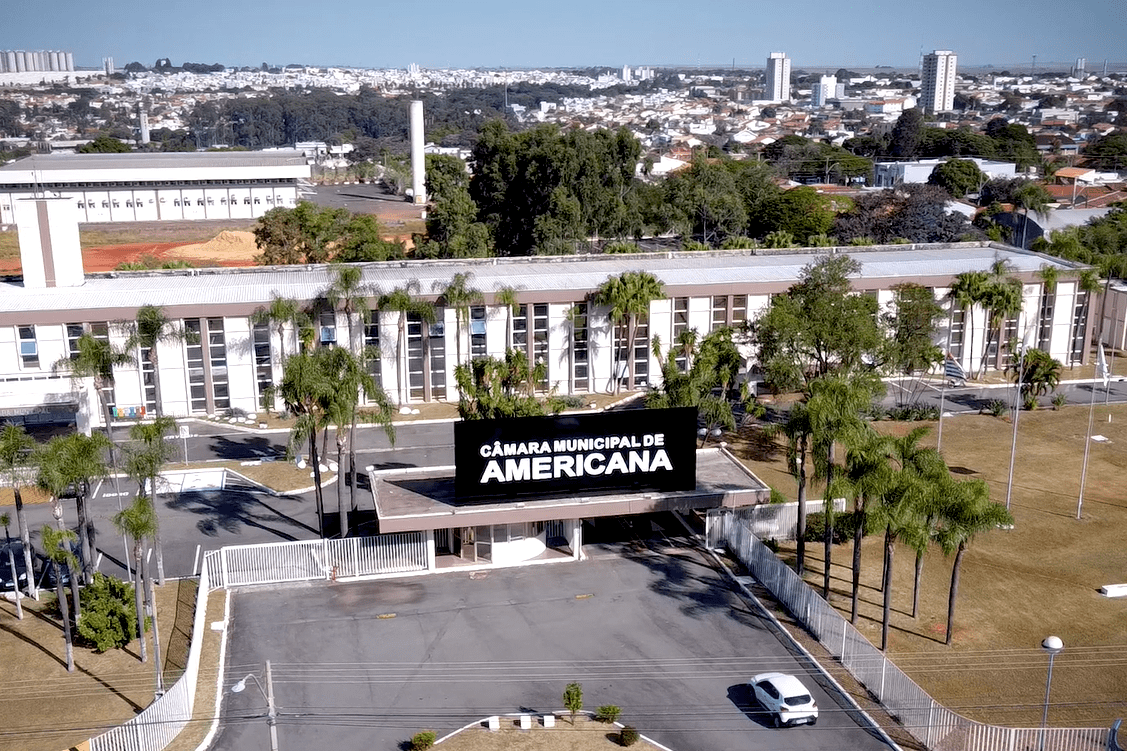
[728,405,1127,728]
[162,230,260,264]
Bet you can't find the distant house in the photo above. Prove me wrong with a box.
[873,158,1016,188]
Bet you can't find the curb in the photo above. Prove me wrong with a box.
[434,711,673,751]
[669,512,902,751]
[190,586,232,751]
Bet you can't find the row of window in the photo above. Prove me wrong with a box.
[74,195,293,209]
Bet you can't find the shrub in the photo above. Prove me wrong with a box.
[1051,392,1066,409]
[596,705,621,723]
[1023,393,1039,411]
[76,573,141,653]
[885,405,940,422]
[985,399,1007,417]
[619,726,639,746]
[410,730,436,750]
[803,512,853,545]
[769,486,788,504]
[603,241,642,254]
[563,682,583,724]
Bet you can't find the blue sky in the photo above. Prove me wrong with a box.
[3,0,1123,71]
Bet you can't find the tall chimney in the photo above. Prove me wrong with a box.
[410,100,426,205]
[15,198,85,288]
[139,107,150,144]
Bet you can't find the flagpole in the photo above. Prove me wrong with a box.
[1004,341,1028,512]
[1077,379,1097,520]
[938,300,956,452]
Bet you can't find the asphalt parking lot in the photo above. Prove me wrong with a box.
[213,546,893,751]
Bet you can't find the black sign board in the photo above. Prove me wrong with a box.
[454,407,698,501]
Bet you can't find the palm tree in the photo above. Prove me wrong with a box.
[42,525,79,672]
[0,425,37,600]
[377,282,436,405]
[433,271,483,370]
[251,293,302,367]
[125,417,176,585]
[126,305,191,417]
[676,329,699,372]
[495,285,523,352]
[949,270,990,379]
[1,513,23,619]
[36,432,109,587]
[1013,181,1052,249]
[836,427,894,624]
[325,265,373,353]
[1076,267,1102,357]
[595,271,665,392]
[806,376,873,599]
[938,478,1013,645]
[280,350,334,535]
[976,261,1023,378]
[1007,347,1062,403]
[112,495,153,665]
[775,402,813,575]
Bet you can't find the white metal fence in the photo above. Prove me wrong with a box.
[708,498,846,542]
[205,532,428,589]
[88,552,213,751]
[709,511,1109,751]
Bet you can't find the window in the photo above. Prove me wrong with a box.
[571,302,589,392]
[208,318,230,411]
[18,326,38,368]
[511,304,528,352]
[711,296,728,332]
[429,321,447,400]
[949,308,966,360]
[184,319,206,413]
[1070,292,1089,364]
[1037,290,1054,351]
[66,323,84,361]
[469,306,487,359]
[532,304,549,392]
[363,321,382,393]
[319,312,336,346]
[253,322,273,410]
[673,297,690,371]
[90,323,115,411]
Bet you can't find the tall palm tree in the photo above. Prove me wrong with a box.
[36,432,109,587]
[775,402,813,575]
[42,525,79,672]
[280,350,334,535]
[1076,267,1102,357]
[1013,181,1052,249]
[126,305,191,418]
[125,417,176,585]
[976,261,1024,378]
[836,426,894,624]
[251,293,302,366]
[949,270,990,379]
[495,285,522,351]
[377,281,435,405]
[806,376,873,599]
[112,495,153,665]
[0,425,37,600]
[595,271,665,392]
[325,265,373,353]
[433,271,483,370]
[1,513,23,619]
[938,478,1013,645]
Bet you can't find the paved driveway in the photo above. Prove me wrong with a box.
[213,548,892,751]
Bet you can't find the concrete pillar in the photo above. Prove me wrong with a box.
[410,100,426,205]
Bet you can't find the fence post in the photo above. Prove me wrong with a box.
[926,699,934,748]
[841,622,847,661]
[220,548,229,589]
[880,654,887,702]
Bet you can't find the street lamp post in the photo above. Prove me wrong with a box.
[1039,636,1063,751]
[231,660,279,751]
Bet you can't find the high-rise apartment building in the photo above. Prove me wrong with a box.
[921,50,957,113]
[765,52,791,102]
[812,75,839,107]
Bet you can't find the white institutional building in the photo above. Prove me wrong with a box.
[0,152,312,225]
[921,50,958,113]
[0,197,1095,433]
[765,52,791,102]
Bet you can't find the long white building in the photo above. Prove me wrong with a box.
[0,152,312,225]
[0,198,1094,433]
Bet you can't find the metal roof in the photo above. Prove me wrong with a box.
[0,243,1086,317]
[0,150,309,173]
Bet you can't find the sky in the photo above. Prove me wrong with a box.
[3,0,1124,72]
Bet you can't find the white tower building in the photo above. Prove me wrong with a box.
[921,50,957,113]
[766,52,791,102]
[812,75,838,107]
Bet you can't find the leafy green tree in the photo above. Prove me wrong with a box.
[1082,131,1127,170]
[595,271,665,392]
[112,495,155,664]
[454,350,553,420]
[126,305,191,418]
[75,573,139,653]
[984,119,1040,169]
[927,158,985,198]
[334,214,404,262]
[662,157,749,245]
[563,682,583,725]
[0,425,38,600]
[834,184,974,244]
[124,417,176,585]
[889,109,924,158]
[884,283,944,403]
[77,134,131,153]
[754,255,883,392]
[42,525,79,672]
[748,187,835,241]
[1007,347,1062,401]
[938,479,1012,645]
[253,202,350,265]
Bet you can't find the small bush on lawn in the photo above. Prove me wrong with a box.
[769,486,788,504]
[563,682,583,724]
[803,512,855,545]
[619,725,639,746]
[1023,394,1039,411]
[410,730,436,750]
[1051,392,1067,409]
[885,405,940,421]
[76,573,142,652]
[596,705,621,723]
[985,399,1007,417]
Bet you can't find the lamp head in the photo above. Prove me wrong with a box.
[1041,635,1063,654]
[231,678,248,693]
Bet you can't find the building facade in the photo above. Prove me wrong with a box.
[0,152,312,225]
[812,75,839,107]
[0,203,1094,432]
[766,52,791,103]
[921,50,957,113]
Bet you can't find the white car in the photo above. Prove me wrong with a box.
[749,672,819,727]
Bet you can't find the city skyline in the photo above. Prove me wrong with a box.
[1,0,1123,72]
